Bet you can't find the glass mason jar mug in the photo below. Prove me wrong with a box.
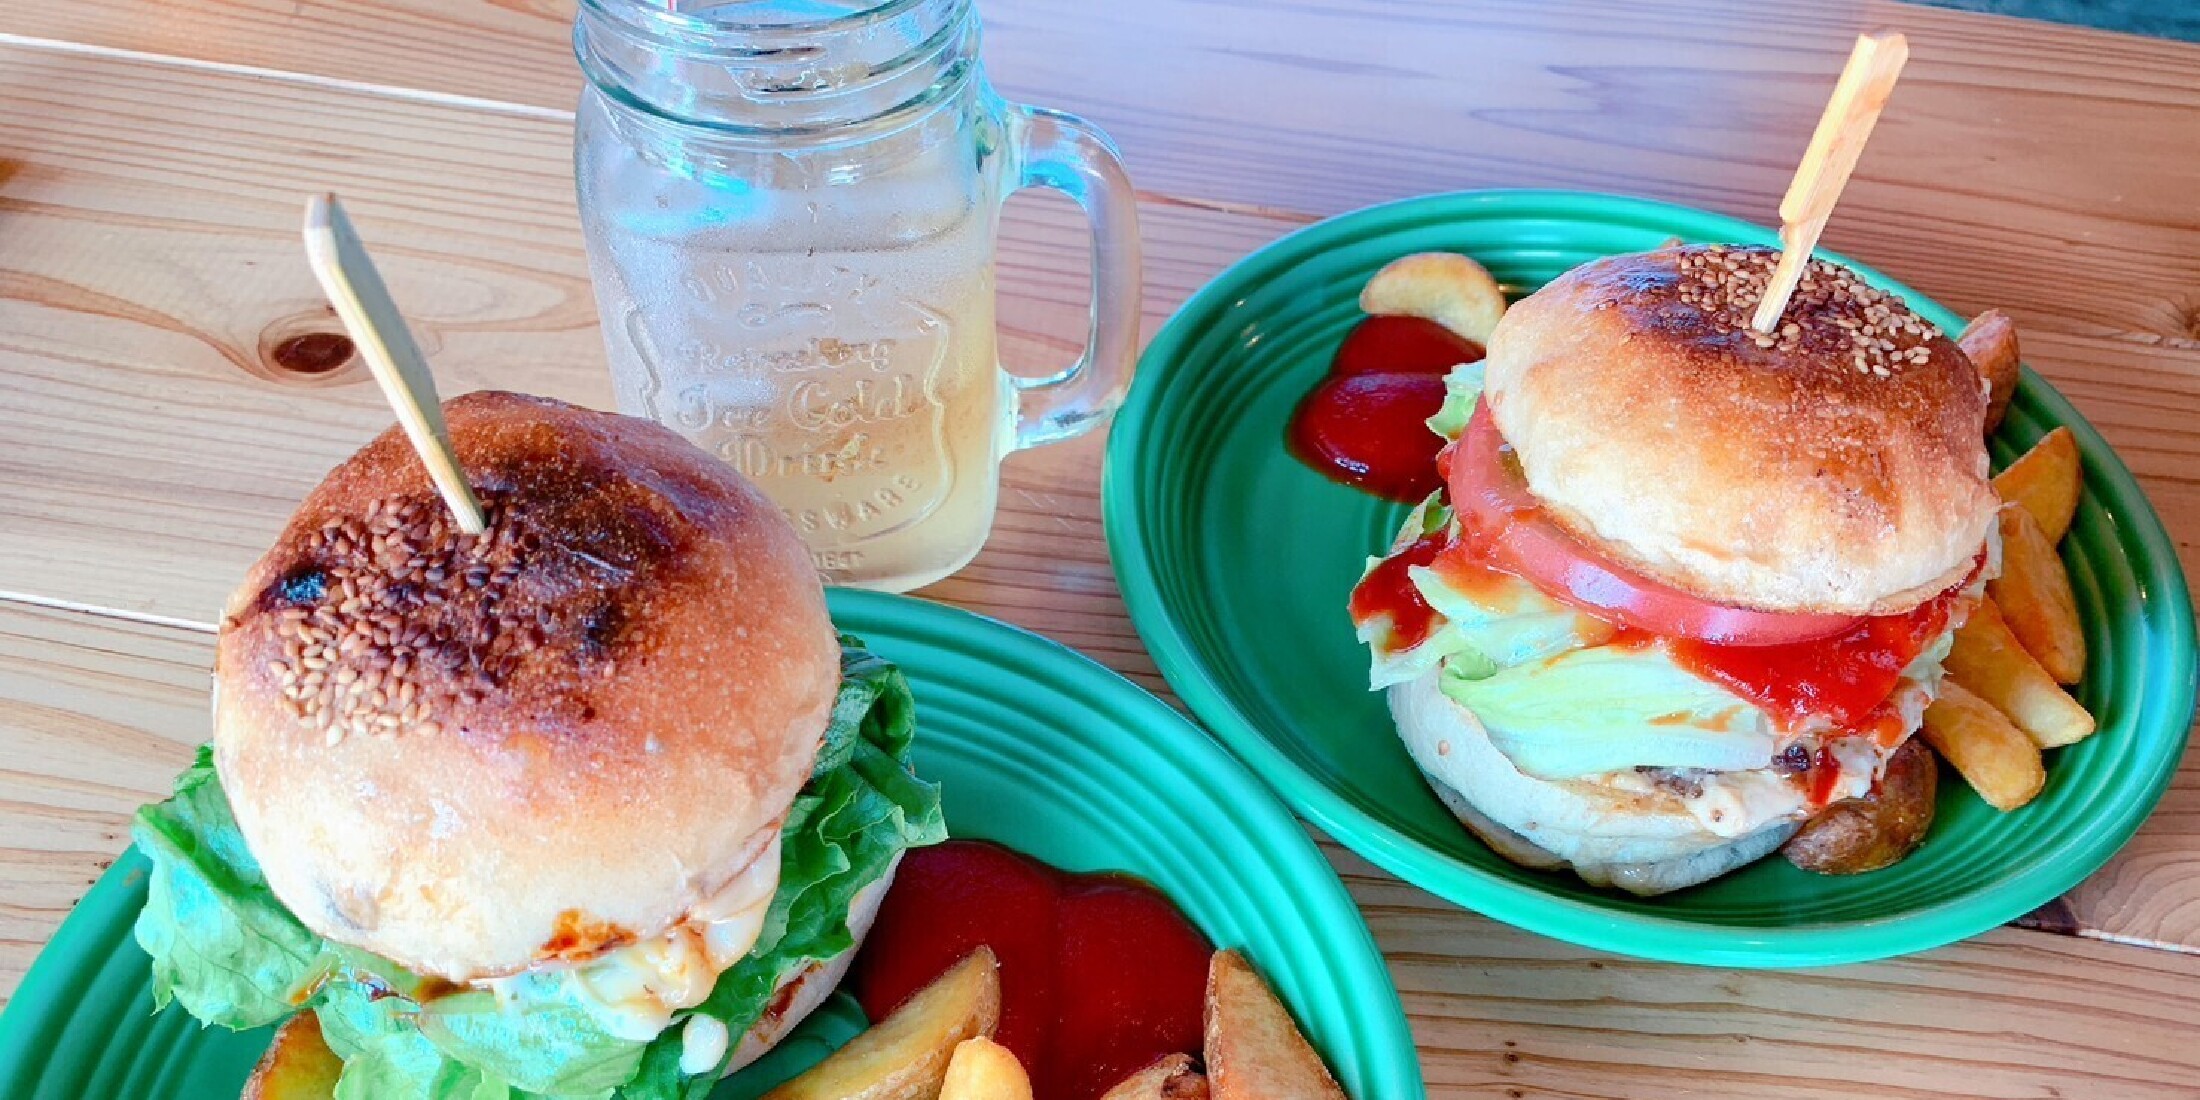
[574,0,1140,591]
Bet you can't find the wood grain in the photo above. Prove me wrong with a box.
[0,603,206,999]
[0,40,1284,624]
[0,4,2197,1090]
[0,14,2192,955]
[5,0,2197,348]
[4,600,2199,1098]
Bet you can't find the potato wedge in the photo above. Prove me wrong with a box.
[1782,736,1936,874]
[1945,599,2094,748]
[939,1037,1032,1100]
[1922,681,2047,811]
[1988,503,2086,683]
[242,1013,343,1100]
[1205,950,1344,1100]
[763,947,1001,1100]
[1993,427,2080,543]
[1358,252,1507,344]
[1101,1054,1211,1100]
[1958,309,2021,433]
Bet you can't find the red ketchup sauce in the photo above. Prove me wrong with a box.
[1664,579,1968,732]
[1807,744,1845,805]
[1288,315,1483,502]
[850,840,1211,1100]
[1346,530,1451,650]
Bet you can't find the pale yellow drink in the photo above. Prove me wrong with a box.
[574,0,1141,592]
[596,201,1011,590]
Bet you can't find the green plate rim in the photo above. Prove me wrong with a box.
[1103,187,2198,967]
[0,591,1424,1099]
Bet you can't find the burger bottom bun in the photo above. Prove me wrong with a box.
[1432,783,1797,897]
[1389,671,1802,896]
[725,856,900,1074]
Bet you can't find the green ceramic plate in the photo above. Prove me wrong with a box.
[0,590,1421,1100]
[1105,189,2197,967]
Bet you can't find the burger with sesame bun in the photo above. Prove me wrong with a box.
[1351,245,1999,894]
[132,392,944,1097]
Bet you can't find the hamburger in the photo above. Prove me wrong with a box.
[1351,245,1999,894]
[133,392,944,1095]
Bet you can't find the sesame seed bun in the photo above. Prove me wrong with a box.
[213,391,839,981]
[1481,245,1996,614]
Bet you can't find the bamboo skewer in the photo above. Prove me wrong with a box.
[302,193,488,534]
[1751,31,1910,334]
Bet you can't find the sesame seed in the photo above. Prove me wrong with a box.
[1666,245,1943,382]
[247,488,584,744]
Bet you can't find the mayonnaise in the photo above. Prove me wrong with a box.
[482,832,783,1041]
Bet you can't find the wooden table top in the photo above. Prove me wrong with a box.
[2,0,2197,1095]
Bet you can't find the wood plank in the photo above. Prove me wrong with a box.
[4,0,2197,346]
[0,603,207,998]
[4,600,2200,1100]
[1339,845,2200,1099]
[0,40,1287,627]
[0,39,2194,957]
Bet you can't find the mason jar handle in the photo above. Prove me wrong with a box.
[1002,103,1142,451]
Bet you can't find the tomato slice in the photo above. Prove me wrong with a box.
[1447,403,1865,646]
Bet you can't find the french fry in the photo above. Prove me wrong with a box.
[762,947,1001,1100]
[1958,309,2021,433]
[1101,1054,1211,1100]
[1945,598,2094,748]
[1993,427,2080,543]
[940,1037,1034,1100]
[1988,504,2086,683]
[1922,681,2047,811]
[1205,950,1344,1100]
[242,1013,343,1100]
[1358,252,1508,344]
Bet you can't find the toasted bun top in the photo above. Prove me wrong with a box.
[1482,245,1996,614]
[213,392,838,980]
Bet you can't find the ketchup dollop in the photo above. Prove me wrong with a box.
[1288,315,1483,502]
[1665,579,1968,732]
[1346,530,1451,651]
[850,841,1211,1100]
[1332,314,1485,376]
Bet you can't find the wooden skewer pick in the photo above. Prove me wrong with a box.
[1751,31,1909,334]
[302,193,487,534]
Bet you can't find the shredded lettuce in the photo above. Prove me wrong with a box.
[1408,562,1602,674]
[1438,645,1781,779]
[1357,497,1484,689]
[131,636,944,1100]
[1425,360,1486,441]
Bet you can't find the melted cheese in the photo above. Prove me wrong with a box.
[482,833,783,1041]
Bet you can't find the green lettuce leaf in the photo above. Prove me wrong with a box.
[419,992,636,1098]
[317,979,516,1100]
[131,637,945,1100]
[1409,559,1603,674]
[1425,360,1486,440]
[132,745,329,1029]
[1359,496,1490,688]
[620,634,945,1100]
[1439,644,1780,779]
